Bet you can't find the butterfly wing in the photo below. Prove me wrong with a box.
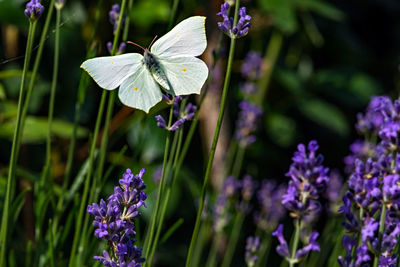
[81,53,143,90]
[157,55,208,96]
[151,16,206,57]
[118,67,162,113]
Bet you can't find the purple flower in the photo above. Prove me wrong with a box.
[254,181,286,231]
[156,97,197,131]
[234,101,262,147]
[325,170,344,213]
[107,42,126,55]
[245,236,260,267]
[272,224,290,258]
[109,4,126,34]
[344,140,376,174]
[361,218,379,242]
[88,169,146,266]
[24,0,44,20]
[217,3,251,38]
[283,140,329,218]
[241,52,263,79]
[355,96,387,135]
[295,232,320,260]
[213,177,241,232]
[337,236,356,267]
[240,82,258,95]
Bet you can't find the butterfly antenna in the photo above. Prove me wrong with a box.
[127,41,146,52]
[148,35,158,49]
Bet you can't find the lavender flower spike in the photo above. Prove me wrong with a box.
[245,236,261,267]
[217,2,251,38]
[88,168,146,266]
[24,0,44,21]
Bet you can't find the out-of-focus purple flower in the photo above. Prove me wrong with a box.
[245,236,260,267]
[240,82,258,95]
[213,177,241,232]
[254,181,286,231]
[355,245,371,266]
[361,218,379,242]
[152,166,162,184]
[325,170,344,214]
[109,4,126,34]
[344,140,376,174]
[237,175,258,213]
[88,169,146,266]
[24,0,44,20]
[355,96,387,135]
[217,3,251,38]
[272,224,290,258]
[241,52,262,79]
[382,174,400,202]
[234,101,262,147]
[107,42,126,55]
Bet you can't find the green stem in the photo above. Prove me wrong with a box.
[373,204,387,267]
[20,0,55,145]
[255,233,272,267]
[254,30,282,106]
[44,6,61,183]
[231,145,245,178]
[48,219,55,267]
[205,231,223,267]
[143,105,174,264]
[68,90,107,267]
[147,126,183,265]
[289,219,302,267]
[192,221,211,267]
[167,0,180,30]
[185,1,240,265]
[221,211,246,267]
[0,20,37,266]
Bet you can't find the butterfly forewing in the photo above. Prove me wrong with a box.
[151,16,207,58]
[81,53,143,90]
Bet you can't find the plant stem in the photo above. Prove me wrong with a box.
[0,20,37,266]
[147,126,183,265]
[185,1,240,265]
[231,145,245,178]
[254,30,282,106]
[255,233,272,267]
[373,204,387,267]
[221,210,246,267]
[290,219,302,267]
[205,231,223,267]
[20,0,55,145]
[68,91,107,267]
[167,0,180,30]
[43,6,61,185]
[143,105,174,265]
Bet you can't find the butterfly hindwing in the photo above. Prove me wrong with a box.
[118,67,162,113]
[151,16,207,58]
[81,53,143,90]
[157,55,209,96]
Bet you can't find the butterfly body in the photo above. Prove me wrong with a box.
[143,50,171,90]
[81,16,208,113]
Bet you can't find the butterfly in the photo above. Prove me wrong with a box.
[81,16,208,113]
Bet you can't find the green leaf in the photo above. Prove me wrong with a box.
[295,0,345,21]
[130,0,170,28]
[257,0,298,33]
[298,98,349,136]
[0,116,88,143]
[266,113,296,147]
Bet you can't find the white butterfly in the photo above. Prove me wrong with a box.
[81,16,209,113]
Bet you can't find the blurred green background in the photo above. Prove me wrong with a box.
[1,0,400,265]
